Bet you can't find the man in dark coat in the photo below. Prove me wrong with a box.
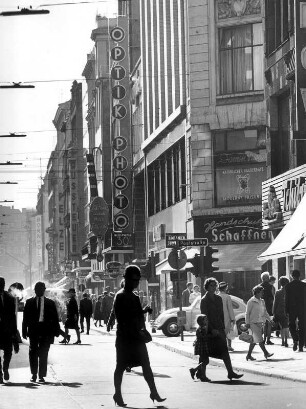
[0,276,19,383]
[22,281,60,382]
[260,271,275,345]
[285,270,306,352]
[80,292,93,335]
[181,282,193,307]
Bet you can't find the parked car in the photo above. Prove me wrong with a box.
[154,295,247,337]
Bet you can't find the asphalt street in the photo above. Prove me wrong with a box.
[1,326,305,409]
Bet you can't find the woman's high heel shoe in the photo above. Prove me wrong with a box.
[59,338,67,344]
[189,368,196,380]
[264,352,274,359]
[73,340,81,345]
[150,392,166,403]
[113,394,127,407]
[66,335,71,343]
[228,372,243,380]
[246,355,256,361]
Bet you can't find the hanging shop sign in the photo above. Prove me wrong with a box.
[110,17,133,238]
[194,213,269,245]
[86,153,98,198]
[89,197,109,238]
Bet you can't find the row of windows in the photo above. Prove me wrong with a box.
[147,139,186,216]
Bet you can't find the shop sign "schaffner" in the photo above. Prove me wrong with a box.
[194,214,268,245]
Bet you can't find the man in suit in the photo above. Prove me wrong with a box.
[79,292,93,335]
[181,282,193,307]
[22,281,60,382]
[285,270,306,352]
[0,277,19,383]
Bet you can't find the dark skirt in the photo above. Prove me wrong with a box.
[115,338,150,369]
[65,318,79,330]
[207,331,229,360]
[275,314,289,329]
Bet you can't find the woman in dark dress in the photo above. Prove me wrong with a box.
[94,295,103,327]
[59,288,81,345]
[112,265,166,407]
[200,277,243,381]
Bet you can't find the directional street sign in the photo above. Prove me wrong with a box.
[178,238,208,247]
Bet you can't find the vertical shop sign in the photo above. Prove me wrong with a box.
[36,215,42,261]
[110,18,133,235]
[69,159,78,254]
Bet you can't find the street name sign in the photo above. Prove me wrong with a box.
[178,238,208,247]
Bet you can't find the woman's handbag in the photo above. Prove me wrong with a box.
[138,328,152,343]
[239,331,254,343]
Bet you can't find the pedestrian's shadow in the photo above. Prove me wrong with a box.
[211,380,267,386]
[122,406,167,409]
[128,370,171,378]
[61,382,82,388]
[3,382,41,389]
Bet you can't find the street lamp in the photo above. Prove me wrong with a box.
[0,133,26,138]
[0,7,50,17]
[0,82,35,89]
[0,161,23,165]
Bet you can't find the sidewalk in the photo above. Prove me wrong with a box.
[96,326,306,383]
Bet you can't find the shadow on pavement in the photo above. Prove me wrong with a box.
[130,370,171,378]
[210,380,267,386]
[2,382,41,389]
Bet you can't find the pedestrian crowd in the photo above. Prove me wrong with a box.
[1,265,306,408]
[188,269,306,382]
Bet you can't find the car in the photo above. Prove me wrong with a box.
[154,295,247,337]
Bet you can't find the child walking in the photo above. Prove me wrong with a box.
[190,314,211,382]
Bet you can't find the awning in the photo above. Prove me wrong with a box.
[258,193,306,260]
[218,243,270,272]
[156,259,194,275]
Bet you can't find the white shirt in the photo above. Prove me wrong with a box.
[36,296,45,322]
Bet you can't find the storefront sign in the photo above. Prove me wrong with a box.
[89,197,109,237]
[110,17,132,237]
[194,214,269,244]
[69,159,78,254]
[282,176,306,212]
[216,164,265,206]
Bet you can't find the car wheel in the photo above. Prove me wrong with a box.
[161,318,181,337]
[236,318,246,334]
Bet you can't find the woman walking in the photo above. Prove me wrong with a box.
[94,295,103,327]
[272,276,290,347]
[200,277,243,381]
[245,285,274,360]
[59,288,81,345]
[112,265,165,407]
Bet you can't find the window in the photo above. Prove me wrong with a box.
[266,0,290,55]
[219,23,263,94]
[148,138,186,216]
